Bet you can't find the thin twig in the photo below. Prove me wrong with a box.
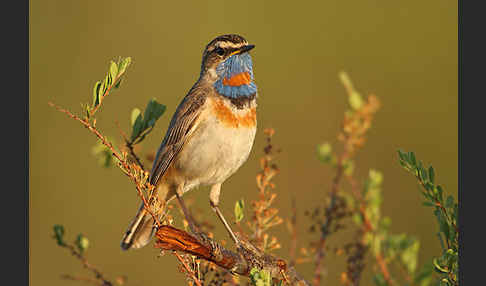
[173,251,203,286]
[289,196,298,267]
[375,253,394,286]
[61,274,104,286]
[397,262,413,285]
[126,142,146,171]
[58,242,113,286]
[313,155,346,286]
[115,120,146,171]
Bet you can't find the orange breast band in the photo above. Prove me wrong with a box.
[213,99,256,128]
[222,72,252,87]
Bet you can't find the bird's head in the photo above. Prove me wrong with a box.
[200,34,257,99]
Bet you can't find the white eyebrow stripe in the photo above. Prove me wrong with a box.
[217,41,247,49]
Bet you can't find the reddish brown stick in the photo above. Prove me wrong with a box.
[155,225,310,285]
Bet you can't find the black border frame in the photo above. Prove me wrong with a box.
[5,0,29,284]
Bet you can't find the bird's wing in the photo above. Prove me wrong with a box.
[149,88,207,186]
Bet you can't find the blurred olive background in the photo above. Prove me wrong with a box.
[30,0,457,285]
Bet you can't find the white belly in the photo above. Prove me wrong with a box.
[174,103,257,192]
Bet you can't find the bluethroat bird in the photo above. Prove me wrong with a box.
[121,34,258,250]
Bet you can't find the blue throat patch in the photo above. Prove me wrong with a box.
[214,53,257,99]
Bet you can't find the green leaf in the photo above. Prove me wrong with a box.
[143,98,166,129]
[97,81,105,104]
[438,216,450,246]
[234,199,245,223]
[352,213,363,226]
[76,234,89,254]
[399,159,408,168]
[109,61,118,82]
[102,75,109,94]
[369,169,383,185]
[362,232,373,246]
[419,166,428,183]
[106,74,112,89]
[317,142,333,163]
[445,248,457,262]
[338,71,353,89]
[349,91,364,110]
[397,149,407,162]
[436,185,444,203]
[416,161,424,179]
[130,115,144,141]
[130,99,166,143]
[409,151,416,166]
[114,77,123,89]
[401,239,419,274]
[92,81,102,107]
[85,103,91,119]
[342,192,356,210]
[343,159,354,176]
[433,257,449,273]
[445,195,454,209]
[131,108,141,127]
[92,140,115,168]
[249,268,271,286]
[372,273,387,286]
[53,224,66,246]
[439,278,451,286]
[118,57,132,75]
[381,216,392,229]
[422,201,435,207]
[428,166,435,184]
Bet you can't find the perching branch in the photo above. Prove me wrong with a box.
[155,225,310,286]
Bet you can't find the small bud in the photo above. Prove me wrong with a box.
[53,224,65,246]
[76,234,89,254]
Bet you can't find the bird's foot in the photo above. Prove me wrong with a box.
[233,238,265,272]
[193,231,225,261]
[193,231,210,245]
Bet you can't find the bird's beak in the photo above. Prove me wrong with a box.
[239,44,255,53]
[230,44,255,56]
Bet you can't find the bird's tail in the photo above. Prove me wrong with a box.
[120,203,158,250]
[121,183,175,251]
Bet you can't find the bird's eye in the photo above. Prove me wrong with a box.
[214,47,225,56]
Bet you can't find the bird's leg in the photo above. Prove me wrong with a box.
[175,190,218,254]
[212,203,240,245]
[210,184,240,245]
[175,191,199,235]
